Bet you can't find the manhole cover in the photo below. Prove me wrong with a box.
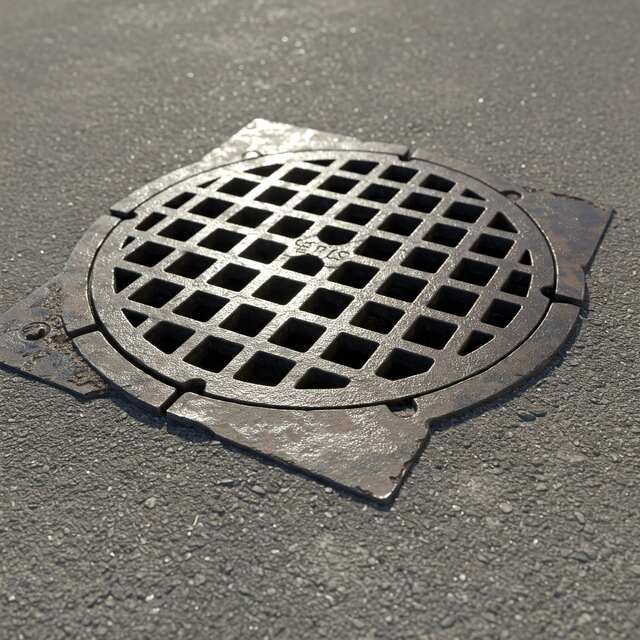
[0,120,612,501]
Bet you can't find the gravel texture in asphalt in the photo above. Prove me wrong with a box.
[1,1,639,638]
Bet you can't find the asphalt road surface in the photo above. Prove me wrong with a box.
[1,1,639,638]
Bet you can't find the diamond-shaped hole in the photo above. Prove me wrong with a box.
[451,258,497,286]
[482,299,521,328]
[428,285,478,317]
[359,183,398,203]
[256,186,297,206]
[122,308,146,327]
[301,288,353,319]
[355,236,401,261]
[218,177,258,197]
[444,201,485,223]
[295,368,350,389]
[471,234,514,259]
[317,225,356,245]
[459,330,493,355]
[320,175,358,194]
[228,206,272,228]
[137,212,165,231]
[113,267,141,293]
[403,316,457,350]
[174,291,228,322]
[268,215,313,238]
[190,197,232,219]
[282,167,319,185]
[125,242,173,267]
[341,159,378,175]
[379,213,421,236]
[501,270,532,297]
[220,304,275,337]
[424,223,467,247]
[335,203,378,225]
[351,301,404,334]
[199,228,245,253]
[377,273,427,302]
[253,276,305,305]
[269,318,325,353]
[129,278,183,308]
[321,333,378,369]
[402,247,448,273]
[401,192,440,213]
[380,165,417,183]
[234,351,295,387]
[209,264,259,291]
[165,192,195,209]
[240,238,286,264]
[488,212,518,233]
[165,252,215,279]
[158,218,204,241]
[421,174,455,192]
[376,349,433,380]
[283,254,324,276]
[295,194,336,215]
[329,261,378,289]
[144,321,194,354]
[247,164,282,177]
[184,336,243,373]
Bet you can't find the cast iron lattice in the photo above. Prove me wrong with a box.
[0,121,612,501]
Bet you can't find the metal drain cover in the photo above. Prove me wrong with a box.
[0,120,612,501]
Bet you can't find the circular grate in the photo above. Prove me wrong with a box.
[90,151,555,409]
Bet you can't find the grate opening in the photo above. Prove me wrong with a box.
[113,267,141,293]
[444,202,485,224]
[501,270,531,297]
[462,188,484,200]
[341,159,377,175]
[377,272,427,302]
[424,223,467,247]
[379,213,421,236]
[159,219,204,242]
[247,164,282,177]
[198,178,218,189]
[295,367,350,389]
[401,192,440,214]
[121,236,135,249]
[459,330,493,355]
[402,247,448,273]
[351,301,404,334]
[329,261,378,289]
[377,348,433,380]
[190,197,232,219]
[144,321,194,354]
[380,165,418,183]
[199,228,245,253]
[309,159,334,166]
[130,278,183,308]
[269,318,325,352]
[295,194,336,215]
[472,234,514,259]
[301,288,353,319]
[283,254,323,276]
[320,175,358,194]
[165,192,195,209]
[322,333,378,369]
[520,250,532,266]
[184,336,243,373]
[122,308,147,327]
[209,263,259,291]
[228,206,272,228]
[451,258,497,286]
[240,238,286,264]
[234,351,295,386]
[360,183,398,204]
[404,316,457,350]
[137,212,166,231]
[488,212,518,233]
[174,291,228,322]
[165,252,215,279]
[483,299,521,328]
[218,177,258,197]
[256,186,296,206]
[254,275,305,305]
[422,174,455,192]
[317,225,356,245]
[269,215,313,238]
[356,236,401,261]
[220,304,275,337]
[126,242,173,267]
[282,167,319,184]
[335,203,378,225]
[428,285,478,317]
